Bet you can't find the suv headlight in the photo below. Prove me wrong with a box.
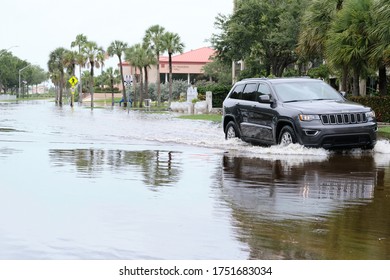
[299,114,320,121]
[365,110,375,119]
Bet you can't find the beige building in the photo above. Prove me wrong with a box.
[121,47,215,87]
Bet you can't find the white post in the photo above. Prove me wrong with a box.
[206,91,212,113]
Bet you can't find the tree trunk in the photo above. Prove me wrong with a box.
[139,67,144,108]
[341,65,348,92]
[78,45,83,104]
[359,79,366,97]
[168,52,173,106]
[156,52,161,106]
[59,72,64,106]
[119,56,127,107]
[144,66,149,99]
[90,64,94,109]
[352,68,359,96]
[133,74,138,107]
[111,78,115,106]
[55,84,59,104]
[378,64,387,96]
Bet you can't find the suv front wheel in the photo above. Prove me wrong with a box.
[225,121,240,140]
[278,126,297,146]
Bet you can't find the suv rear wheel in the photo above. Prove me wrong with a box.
[278,126,296,146]
[225,121,240,140]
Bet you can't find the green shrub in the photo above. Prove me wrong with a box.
[348,96,390,122]
[94,87,120,93]
[197,84,231,108]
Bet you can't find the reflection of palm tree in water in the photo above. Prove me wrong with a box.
[124,150,181,189]
[49,149,182,189]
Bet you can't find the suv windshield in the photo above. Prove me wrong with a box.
[273,81,344,103]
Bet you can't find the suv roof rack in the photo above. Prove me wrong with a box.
[240,77,268,81]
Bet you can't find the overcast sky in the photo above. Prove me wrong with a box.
[1,0,234,72]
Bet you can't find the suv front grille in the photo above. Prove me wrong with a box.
[321,113,367,125]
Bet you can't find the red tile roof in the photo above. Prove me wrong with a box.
[160,47,215,63]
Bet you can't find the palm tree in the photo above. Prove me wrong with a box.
[107,40,128,106]
[161,32,185,106]
[142,44,156,101]
[71,34,88,103]
[326,0,373,96]
[125,44,144,107]
[368,0,390,96]
[81,70,91,94]
[63,50,78,76]
[48,47,67,106]
[125,43,157,107]
[49,69,61,104]
[297,0,341,61]
[143,25,166,106]
[101,67,120,106]
[63,50,79,107]
[82,41,105,109]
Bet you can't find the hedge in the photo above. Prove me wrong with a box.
[348,96,390,122]
[94,87,120,93]
[197,84,231,108]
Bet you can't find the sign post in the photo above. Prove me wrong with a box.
[68,76,78,107]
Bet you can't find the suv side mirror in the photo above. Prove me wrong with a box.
[259,94,272,103]
[339,91,346,97]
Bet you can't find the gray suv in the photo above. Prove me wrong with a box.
[222,77,377,149]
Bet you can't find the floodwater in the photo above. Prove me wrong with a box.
[0,100,389,260]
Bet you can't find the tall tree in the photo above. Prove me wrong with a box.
[211,0,304,77]
[297,0,342,61]
[326,0,373,96]
[63,50,78,77]
[101,67,120,106]
[49,70,61,103]
[71,34,88,103]
[0,52,28,93]
[125,44,156,107]
[297,0,346,88]
[142,44,156,101]
[368,0,390,96]
[161,32,185,106]
[63,50,79,107]
[82,41,105,109]
[125,44,145,107]
[48,47,67,106]
[143,25,166,106]
[107,40,128,106]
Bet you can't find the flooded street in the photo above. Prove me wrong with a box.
[1,100,389,259]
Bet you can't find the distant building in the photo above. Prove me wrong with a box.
[120,47,215,89]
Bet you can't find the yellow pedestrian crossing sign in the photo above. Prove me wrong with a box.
[68,76,78,86]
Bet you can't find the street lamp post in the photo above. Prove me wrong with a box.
[0,45,18,57]
[18,64,31,98]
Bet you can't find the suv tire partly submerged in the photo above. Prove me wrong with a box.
[225,121,240,140]
[278,125,297,146]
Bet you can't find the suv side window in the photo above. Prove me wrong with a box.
[229,84,245,99]
[242,83,258,101]
[258,83,271,96]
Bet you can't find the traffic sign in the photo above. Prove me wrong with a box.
[68,76,78,87]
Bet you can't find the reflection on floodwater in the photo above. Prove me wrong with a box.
[1,100,390,259]
[220,152,390,259]
[221,154,379,219]
[49,149,182,188]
